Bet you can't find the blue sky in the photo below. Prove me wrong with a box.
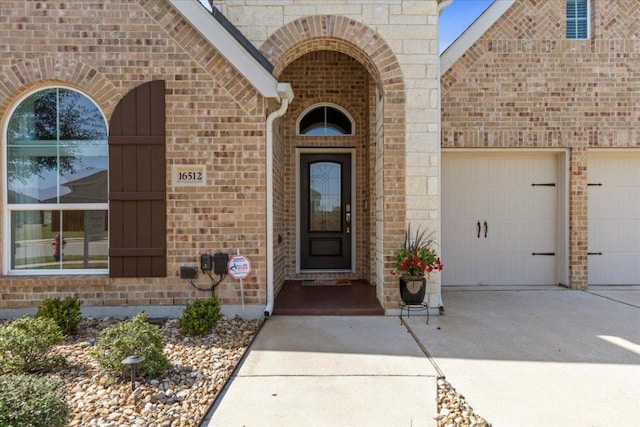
[439,0,494,53]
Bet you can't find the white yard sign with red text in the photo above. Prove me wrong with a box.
[228,254,251,280]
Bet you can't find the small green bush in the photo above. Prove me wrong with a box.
[0,316,64,374]
[179,297,222,336]
[0,373,70,427]
[36,296,82,334]
[92,312,169,379]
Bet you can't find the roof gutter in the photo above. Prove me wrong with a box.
[264,83,294,317]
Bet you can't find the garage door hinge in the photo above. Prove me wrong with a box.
[588,252,603,256]
[588,183,603,186]
[531,183,556,187]
[531,252,555,256]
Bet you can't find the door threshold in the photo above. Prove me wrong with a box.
[299,269,353,274]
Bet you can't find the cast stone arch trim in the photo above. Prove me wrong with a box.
[261,15,404,97]
[261,15,408,307]
[0,57,119,120]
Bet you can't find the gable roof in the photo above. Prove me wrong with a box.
[206,5,274,73]
[167,0,282,99]
[440,0,516,75]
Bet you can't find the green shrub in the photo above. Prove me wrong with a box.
[36,296,82,334]
[92,313,169,379]
[179,297,222,336]
[0,373,70,427]
[0,316,64,374]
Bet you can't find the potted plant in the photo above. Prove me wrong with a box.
[392,225,443,305]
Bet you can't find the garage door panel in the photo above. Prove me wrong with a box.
[443,188,483,219]
[443,152,557,286]
[443,220,484,251]
[443,255,480,285]
[592,188,637,215]
[588,152,640,285]
[526,221,557,250]
[489,221,554,252]
[590,220,640,251]
[589,254,640,285]
[525,255,556,285]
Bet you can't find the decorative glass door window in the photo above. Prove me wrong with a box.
[309,162,342,232]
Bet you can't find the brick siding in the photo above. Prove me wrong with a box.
[441,0,640,288]
[0,1,443,312]
[0,0,269,309]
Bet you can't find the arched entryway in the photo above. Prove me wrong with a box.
[262,16,407,311]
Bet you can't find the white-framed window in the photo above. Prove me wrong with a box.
[566,0,590,39]
[4,87,108,275]
[297,103,355,136]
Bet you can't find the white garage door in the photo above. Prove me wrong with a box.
[588,152,640,285]
[442,152,558,286]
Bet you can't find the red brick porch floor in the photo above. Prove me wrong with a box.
[273,279,384,315]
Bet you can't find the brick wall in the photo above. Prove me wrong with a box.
[0,0,444,312]
[441,0,640,288]
[0,0,270,310]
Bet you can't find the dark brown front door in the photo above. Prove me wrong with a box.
[300,153,352,270]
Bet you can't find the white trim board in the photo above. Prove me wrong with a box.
[440,0,516,75]
[167,0,282,99]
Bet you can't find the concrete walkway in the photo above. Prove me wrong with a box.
[205,287,639,426]
[204,316,439,427]
[407,287,640,427]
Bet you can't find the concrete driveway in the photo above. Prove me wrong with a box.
[406,286,640,427]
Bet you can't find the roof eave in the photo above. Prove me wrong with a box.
[440,0,516,76]
[167,0,281,99]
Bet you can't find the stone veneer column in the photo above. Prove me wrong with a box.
[213,0,442,308]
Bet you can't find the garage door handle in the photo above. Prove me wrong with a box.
[588,252,603,256]
[531,252,555,256]
[484,221,488,238]
[477,221,481,238]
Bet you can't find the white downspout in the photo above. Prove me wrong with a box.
[264,83,294,317]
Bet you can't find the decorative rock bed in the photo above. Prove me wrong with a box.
[3,316,490,426]
[436,378,492,427]
[50,317,262,427]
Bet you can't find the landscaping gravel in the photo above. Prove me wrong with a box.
[50,316,262,427]
[4,315,491,426]
[436,378,492,427]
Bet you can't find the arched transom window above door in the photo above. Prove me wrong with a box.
[297,103,355,136]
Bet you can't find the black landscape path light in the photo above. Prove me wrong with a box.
[122,355,145,391]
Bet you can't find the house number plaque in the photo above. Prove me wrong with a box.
[174,165,205,185]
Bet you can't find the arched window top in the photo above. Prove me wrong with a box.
[297,103,354,136]
[5,86,108,274]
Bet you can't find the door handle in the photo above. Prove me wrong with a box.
[477,221,481,239]
[345,211,351,234]
[484,221,488,238]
